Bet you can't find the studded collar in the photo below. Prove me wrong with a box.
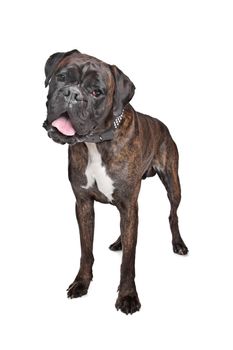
[82,109,125,143]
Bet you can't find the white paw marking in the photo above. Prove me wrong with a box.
[82,143,114,202]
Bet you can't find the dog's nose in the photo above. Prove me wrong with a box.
[63,88,70,97]
[62,86,83,102]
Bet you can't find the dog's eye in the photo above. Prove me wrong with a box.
[91,89,102,97]
[56,74,66,82]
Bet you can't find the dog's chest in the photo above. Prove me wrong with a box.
[82,143,114,202]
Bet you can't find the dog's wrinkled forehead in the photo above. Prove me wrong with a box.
[56,55,113,87]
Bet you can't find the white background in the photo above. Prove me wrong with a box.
[1,0,233,349]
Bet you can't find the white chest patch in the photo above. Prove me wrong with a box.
[82,143,115,202]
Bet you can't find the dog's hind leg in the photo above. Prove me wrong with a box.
[109,235,122,251]
[157,143,188,255]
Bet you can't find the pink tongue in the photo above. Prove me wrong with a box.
[52,116,76,136]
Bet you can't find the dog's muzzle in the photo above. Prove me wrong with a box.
[62,86,87,106]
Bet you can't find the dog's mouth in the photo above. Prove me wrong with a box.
[43,112,94,144]
[51,112,76,136]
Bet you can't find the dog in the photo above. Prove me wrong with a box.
[43,49,188,315]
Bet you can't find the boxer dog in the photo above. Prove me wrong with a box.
[43,49,188,315]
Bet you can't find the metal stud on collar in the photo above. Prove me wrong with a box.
[113,109,124,129]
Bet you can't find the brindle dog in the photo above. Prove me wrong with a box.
[43,49,188,315]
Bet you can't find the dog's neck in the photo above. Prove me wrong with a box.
[82,109,125,143]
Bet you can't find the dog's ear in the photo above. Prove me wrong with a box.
[44,49,80,87]
[44,52,65,87]
[110,65,135,117]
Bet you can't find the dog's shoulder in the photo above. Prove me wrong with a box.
[136,111,171,138]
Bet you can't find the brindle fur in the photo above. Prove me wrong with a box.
[44,50,188,315]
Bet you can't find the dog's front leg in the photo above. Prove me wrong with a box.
[67,198,94,298]
[115,201,141,314]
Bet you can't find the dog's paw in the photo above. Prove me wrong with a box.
[115,294,141,315]
[173,241,189,255]
[67,280,90,298]
[109,237,122,251]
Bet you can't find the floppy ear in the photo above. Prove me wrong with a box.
[44,49,80,87]
[110,65,135,117]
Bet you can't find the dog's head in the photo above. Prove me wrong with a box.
[43,50,135,144]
